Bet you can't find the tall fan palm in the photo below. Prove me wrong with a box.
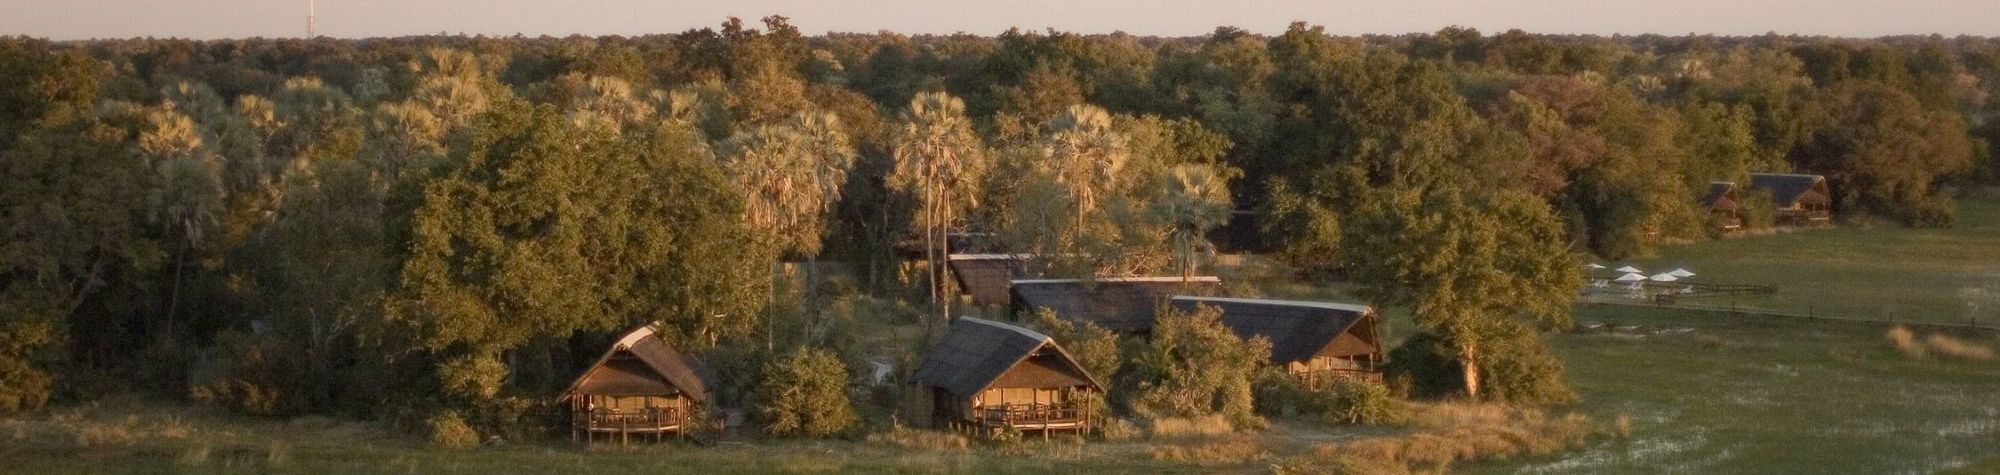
[1045,104,1130,235]
[721,112,856,343]
[1149,164,1234,281]
[889,92,988,324]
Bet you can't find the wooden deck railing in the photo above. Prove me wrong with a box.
[578,407,683,432]
[977,403,1084,427]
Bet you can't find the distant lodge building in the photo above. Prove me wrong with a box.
[560,323,714,445]
[1009,276,1226,333]
[911,317,1105,436]
[1171,297,1385,382]
[947,254,1040,307]
[1700,181,1744,232]
[1749,173,1832,225]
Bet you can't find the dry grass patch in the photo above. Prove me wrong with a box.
[1294,403,1596,473]
[1888,325,1995,361]
[865,426,969,452]
[1148,435,1268,465]
[1146,414,1235,439]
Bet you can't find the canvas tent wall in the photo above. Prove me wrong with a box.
[910,317,1104,435]
[1008,276,1225,333]
[1170,296,1384,380]
[560,323,714,443]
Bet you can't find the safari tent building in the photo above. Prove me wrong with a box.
[911,317,1105,436]
[560,323,713,445]
[1008,276,1225,334]
[1170,297,1385,381]
[1749,173,1832,225]
[1700,181,1744,232]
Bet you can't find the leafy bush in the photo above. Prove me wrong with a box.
[1122,304,1270,430]
[1029,308,1121,384]
[753,348,859,437]
[1254,370,1404,426]
[1387,328,1574,405]
[425,410,479,449]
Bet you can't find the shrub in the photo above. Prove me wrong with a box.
[1029,308,1122,382]
[1386,327,1574,404]
[753,348,859,437]
[425,410,479,449]
[1254,370,1404,426]
[1123,304,1270,430]
[1327,378,1403,425]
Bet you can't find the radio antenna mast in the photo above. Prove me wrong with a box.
[308,0,317,38]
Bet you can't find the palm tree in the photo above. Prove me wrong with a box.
[889,92,987,325]
[1149,164,1234,281]
[720,112,856,344]
[140,107,223,338]
[1044,104,1130,239]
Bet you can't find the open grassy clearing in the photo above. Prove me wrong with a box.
[1613,195,2000,327]
[1471,305,2000,474]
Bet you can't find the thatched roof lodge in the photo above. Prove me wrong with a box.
[560,323,713,445]
[1009,276,1226,333]
[911,317,1105,436]
[947,254,1040,307]
[1170,297,1385,381]
[1748,173,1832,224]
[1700,181,1744,231]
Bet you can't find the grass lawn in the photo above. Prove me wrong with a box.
[1610,195,2000,327]
[1472,305,2000,474]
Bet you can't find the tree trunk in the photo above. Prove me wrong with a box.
[1460,341,1482,400]
[938,196,952,325]
[165,234,188,340]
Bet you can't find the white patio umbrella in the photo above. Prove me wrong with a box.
[1649,273,1680,282]
[1615,265,1644,274]
[1614,273,1648,282]
[1586,263,1607,270]
[1668,268,1696,278]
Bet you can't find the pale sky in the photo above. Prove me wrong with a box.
[3,0,1998,40]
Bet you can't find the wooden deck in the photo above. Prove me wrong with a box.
[965,403,1093,438]
[573,407,687,446]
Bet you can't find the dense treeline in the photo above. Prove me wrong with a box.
[3,18,1995,435]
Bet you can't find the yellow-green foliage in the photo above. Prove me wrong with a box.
[1256,371,1406,426]
[1124,304,1270,430]
[1030,308,1121,383]
[424,410,478,449]
[754,348,859,437]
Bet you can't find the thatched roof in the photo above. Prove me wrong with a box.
[561,323,713,402]
[911,317,1103,398]
[1170,296,1382,366]
[1749,173,1830,207]
[1009,276,1225,333]
[947,254,1040,307]
[1701,181,1740,211]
